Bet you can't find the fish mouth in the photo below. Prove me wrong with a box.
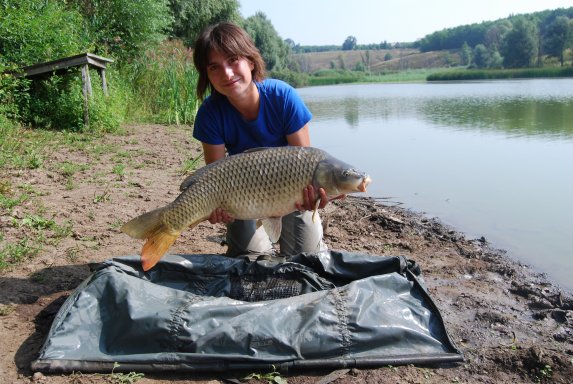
[358,175,372,192]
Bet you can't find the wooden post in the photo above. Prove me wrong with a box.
[99,68,109,96]
[81,64,91,128]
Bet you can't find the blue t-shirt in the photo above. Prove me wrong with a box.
[193,79,312,155]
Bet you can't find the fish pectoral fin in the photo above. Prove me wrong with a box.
[141,229,180,271]
[261,217,282,243]
[312,197,321,223]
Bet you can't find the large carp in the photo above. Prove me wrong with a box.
[121,146,371,271]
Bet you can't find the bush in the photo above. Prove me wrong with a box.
[21,70,126,133]
[0,61,29,121]
[0,0,173,131]
[270,70,310,88]
[0,0,89,66]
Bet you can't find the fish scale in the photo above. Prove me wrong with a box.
[121,146,371,271]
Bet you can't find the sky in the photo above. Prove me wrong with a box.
[239,0,573,45]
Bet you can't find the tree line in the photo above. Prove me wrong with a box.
[418,8,573,68]
[2,1,572,131]
[291,8,573,69]
[0,0,290,70]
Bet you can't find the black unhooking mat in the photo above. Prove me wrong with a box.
[31,251,463,373]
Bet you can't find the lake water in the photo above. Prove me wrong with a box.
[297,79,573,292]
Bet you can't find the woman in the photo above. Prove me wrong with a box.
[192,22,334,257]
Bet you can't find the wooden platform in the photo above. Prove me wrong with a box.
[15,52,113,78]
[14,53,114,128]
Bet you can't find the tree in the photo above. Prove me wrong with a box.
[76,0,172,60]
[460,42,472,66]
[169,0,241,47]
[489,50,503,68]
[543,16,571,66]
[342,36,357,51]
[1,0,90,65]
[360,50,371,72]
[243,12,288,71]
[484,20,512,52]
[501,17,538,68]
[284,38,296,50]
[472,44,490,68]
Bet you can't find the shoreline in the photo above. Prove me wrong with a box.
[1,124,571,383]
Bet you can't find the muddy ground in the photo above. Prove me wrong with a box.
[1,124,571,383]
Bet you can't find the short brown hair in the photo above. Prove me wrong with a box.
[193,22,266,100]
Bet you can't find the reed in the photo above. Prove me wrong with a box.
[307,68,443,86]
[427,67,573,81]
[124,40,198,125]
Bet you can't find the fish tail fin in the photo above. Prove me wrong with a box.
[140,229,179,271]
[120,207,180,271]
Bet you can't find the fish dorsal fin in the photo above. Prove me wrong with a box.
[243,147,271,154]
[261,217,282,243]
[179,172,197,191]
[179,159,222,191]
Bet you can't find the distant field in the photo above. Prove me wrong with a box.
[290,49,462,73]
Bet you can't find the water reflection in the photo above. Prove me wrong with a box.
[343,98,360,127]
[298,79,573,291]
[421,98,573,138]
[302,79,573,140]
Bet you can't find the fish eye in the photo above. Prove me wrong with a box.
[344,169,360,178]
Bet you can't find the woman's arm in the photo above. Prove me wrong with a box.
[202,142,226,164]
[286,124,311,147]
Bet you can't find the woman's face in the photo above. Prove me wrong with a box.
[207,49,255,100]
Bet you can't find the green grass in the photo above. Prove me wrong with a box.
[244,366,287,384]
[112,164,125,177]
[0,123,48,169]
[20,214,56,230]
[57,161,89,177]
[0,238,41,270]
[180,153,203,175]
[0,192,29,212]
[0,212,75,270]
[93,190,111,204]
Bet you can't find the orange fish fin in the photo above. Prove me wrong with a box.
[140,229,180,271]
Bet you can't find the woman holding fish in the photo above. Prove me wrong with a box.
[192,22,333,257]
[121,23,370,270]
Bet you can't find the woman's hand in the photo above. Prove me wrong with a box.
[296,185,346,212]
[208,208,234,224]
